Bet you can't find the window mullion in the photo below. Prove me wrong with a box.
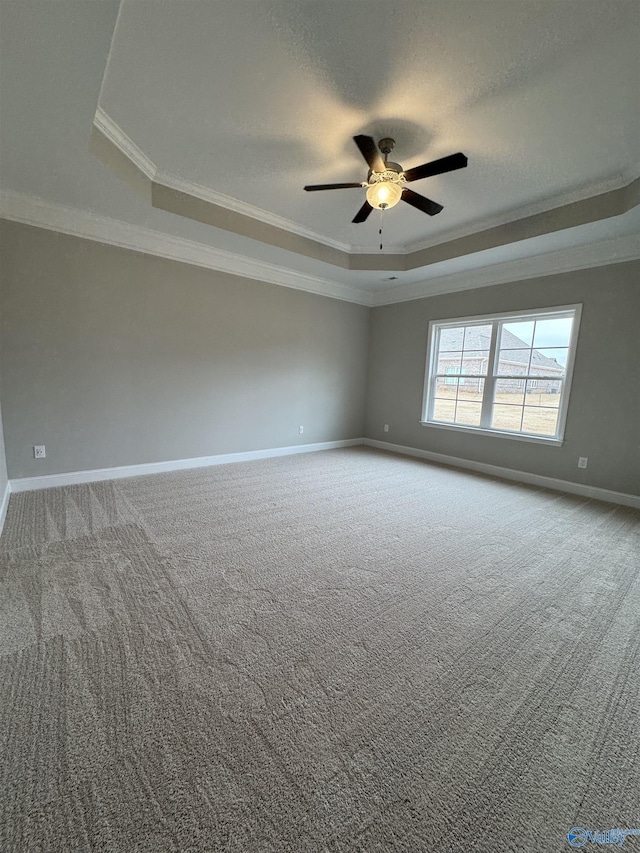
[481,322,499,428]
[425,327,440,421]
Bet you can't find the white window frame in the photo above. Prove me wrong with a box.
[420,304,582,445]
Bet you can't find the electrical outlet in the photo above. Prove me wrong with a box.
[383,424,389,432]
[33,445,46,459]
[578,456,588,469]
[299,425,304,434]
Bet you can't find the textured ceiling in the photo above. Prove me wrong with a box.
[99,0,640,251]
[0,0,639,303]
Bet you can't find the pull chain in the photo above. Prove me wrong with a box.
[379,207,384,251]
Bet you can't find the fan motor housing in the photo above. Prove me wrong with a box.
[367,162,404,183]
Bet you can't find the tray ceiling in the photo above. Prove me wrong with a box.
[96,0,640,257]
[1,0,639,303]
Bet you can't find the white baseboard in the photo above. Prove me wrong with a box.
[364,438,640,510]
[9,438,365,493]
[0,482,10,536]
[9,437,637,509]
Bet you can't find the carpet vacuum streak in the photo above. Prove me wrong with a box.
[1,448,639,852]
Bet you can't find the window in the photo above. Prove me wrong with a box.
[421,305,581,443]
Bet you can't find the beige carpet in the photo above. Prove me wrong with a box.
[1,448,639,852]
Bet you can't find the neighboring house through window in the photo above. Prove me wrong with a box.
[421,305,581,443]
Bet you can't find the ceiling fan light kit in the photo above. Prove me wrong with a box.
[366,179,402,211]
[304,135,468,224]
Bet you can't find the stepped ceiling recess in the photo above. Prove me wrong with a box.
[1,1,639,305]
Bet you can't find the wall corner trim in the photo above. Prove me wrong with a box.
[8,439,366,493]
[363,439,640,509]
[0,483,10,537]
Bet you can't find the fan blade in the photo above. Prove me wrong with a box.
[304,182,363,191]
[403,152,468,183]
[353,135,386,173]
[401,188,443,216]
[352,200,374,223]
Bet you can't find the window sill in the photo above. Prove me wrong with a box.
[419,420,563,446]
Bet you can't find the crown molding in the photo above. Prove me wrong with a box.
[402,168,640,256]
[94,109,351,253]
[93,107,156,181]
[348,240,407,254]
[0,189,372,306]
[370,231,640,306]
[93,109,640,274]
[2,189,638,310]
[154,170,352,254]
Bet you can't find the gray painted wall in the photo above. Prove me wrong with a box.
[2,219,638,498]
[0,221,369,478]
[0,267,9,502]
[366,261,640,496]
[0,398,8,502]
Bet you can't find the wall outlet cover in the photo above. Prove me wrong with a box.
[33,445,46,459]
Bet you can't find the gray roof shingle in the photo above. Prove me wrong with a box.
[439,325,562,370]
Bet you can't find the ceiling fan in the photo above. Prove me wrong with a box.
[304,135,467,223]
